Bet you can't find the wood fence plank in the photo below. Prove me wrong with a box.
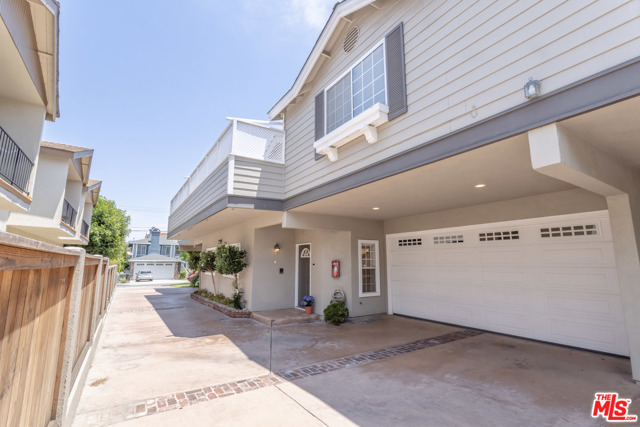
[21,268,49,425]
[7,269,38,426]
[0,270,27,426]
[0,246,77,270]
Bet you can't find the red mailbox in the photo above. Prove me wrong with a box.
[331,260,340,278]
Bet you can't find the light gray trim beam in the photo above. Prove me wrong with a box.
[168,195,284,238]
[283,56,640,210]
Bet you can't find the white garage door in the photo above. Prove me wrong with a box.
[136,263,175,280]
[387,211,629,356]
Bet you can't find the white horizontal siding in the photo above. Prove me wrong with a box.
[283,0,640,198]
[232,157,284,199]
[168,162,229,232]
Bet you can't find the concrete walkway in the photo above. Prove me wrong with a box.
[73,285,640,426]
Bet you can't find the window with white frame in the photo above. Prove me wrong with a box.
[136,245,148,257]
[324,43,386,135]
[359,240,380,297]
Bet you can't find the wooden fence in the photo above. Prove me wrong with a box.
[0,232,118,427]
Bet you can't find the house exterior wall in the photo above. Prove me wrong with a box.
[251,225,296,311]
[232,157,284,199]
[12,153,67,226]
[0,0,46,102]
[282,0,640,199]
[384,188,608,235]
[0,99,45,165]
[168,161,228,234]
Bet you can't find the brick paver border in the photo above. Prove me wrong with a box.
[76,329,482,425]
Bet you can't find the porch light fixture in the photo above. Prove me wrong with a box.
[474,184,486,188]
[274,243,280,253]
[524,77,541,99]
[372,207,380,210]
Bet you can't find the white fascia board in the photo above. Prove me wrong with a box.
[267,0,376,120]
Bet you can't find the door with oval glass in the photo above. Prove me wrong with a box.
[296,243,311,307]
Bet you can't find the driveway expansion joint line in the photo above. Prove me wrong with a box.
[75,329,482,425]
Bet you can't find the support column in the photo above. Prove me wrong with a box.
[529,123,640,381]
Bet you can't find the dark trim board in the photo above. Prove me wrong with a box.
[169,57,640,237]
[283,56,640,210]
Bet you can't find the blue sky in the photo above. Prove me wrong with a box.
[43,0,335,239]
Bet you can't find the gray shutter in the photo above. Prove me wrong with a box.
[314,91,325,159]
[385,22,407,120]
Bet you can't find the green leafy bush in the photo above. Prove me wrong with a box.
[323,301,349,325]
[179,270,187,280]
[215,244,247,290]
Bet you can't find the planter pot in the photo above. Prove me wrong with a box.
[305,306,313,315]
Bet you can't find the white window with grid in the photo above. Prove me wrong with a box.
[324,41,386,135]
[352,44,386,117]
[359,240,380,297]
[326,74,352,133]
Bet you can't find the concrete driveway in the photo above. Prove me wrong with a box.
[73,286,640,426]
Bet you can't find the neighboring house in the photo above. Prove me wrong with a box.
[128,227,182,259]
[169,0,640,381]
[129,227,181,279]
[0,0,60,229]
[6,141,101,245]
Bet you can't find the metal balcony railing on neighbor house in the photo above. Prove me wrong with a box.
[0,125,34,194]
[81,220,89,237]
[170,118,284,214]
[61,199,77,228]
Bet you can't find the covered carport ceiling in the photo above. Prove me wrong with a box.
[291,134,575,220]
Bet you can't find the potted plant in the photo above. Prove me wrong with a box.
[300,295,315,314]
[323,300,349,325]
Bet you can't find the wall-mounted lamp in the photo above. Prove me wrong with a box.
[274,243,280,253]
[218,239,223,245]
[524,77,541,99]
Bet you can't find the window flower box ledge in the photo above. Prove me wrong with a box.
[315,103,389,162]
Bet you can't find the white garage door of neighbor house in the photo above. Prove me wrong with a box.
[387,211,629,356]
[145,263,175,280]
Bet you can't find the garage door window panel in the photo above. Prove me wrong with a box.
[359,240,380,297]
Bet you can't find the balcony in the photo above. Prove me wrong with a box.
[0,126,34,194]
[61,199,77,229]
[81,220,90,237]
[169,118,285,238]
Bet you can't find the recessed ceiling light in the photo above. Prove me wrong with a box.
[474,184,486,188]
[372,207,380,210]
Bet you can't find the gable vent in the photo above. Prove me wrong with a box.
[343,26,359,53]
[433,235,464,245]
[541,224,597,238]
[398,238,422,247]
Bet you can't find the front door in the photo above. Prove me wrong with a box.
[296,244,311,307]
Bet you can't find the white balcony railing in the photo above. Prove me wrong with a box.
[170,118,284,214]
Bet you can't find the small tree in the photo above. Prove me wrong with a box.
[215,244,247,309]
[181,251,202,272]
[199,250,217,294]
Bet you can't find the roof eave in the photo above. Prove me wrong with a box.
[267,0,376,120]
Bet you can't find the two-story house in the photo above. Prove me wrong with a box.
[0,0,59,229]
[6,141,101,245]
[128,227,182,280]
[169,0,640,381]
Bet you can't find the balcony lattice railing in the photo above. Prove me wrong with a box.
[0,125,34,194]
[81,220,90,237]
[170,119,284,214]
[61,199,77,228]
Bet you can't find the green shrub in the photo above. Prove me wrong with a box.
[323,301,349,325]
[179,270,187,280]
[215,244,247,291]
